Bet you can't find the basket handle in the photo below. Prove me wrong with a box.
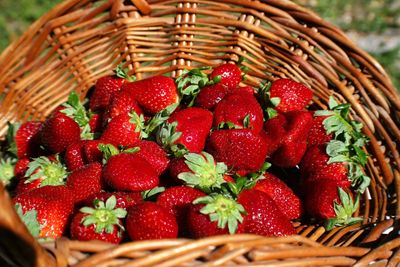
[0,183,55,266]
[111,0,151,17]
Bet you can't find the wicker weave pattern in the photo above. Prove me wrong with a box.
[0,0,399,266]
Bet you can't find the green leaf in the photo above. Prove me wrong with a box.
[328,96,339,109]
[270,97,281,107]
[114,63,136,82]
[243,115,251,128]
[141,186,165,200]
[6,122,20,157]
[24,156,68,186]
[145,103,178,135]
[15,204,41,237]
[98,144,120,163]
[266,108,278,119]
[0,157,16,185]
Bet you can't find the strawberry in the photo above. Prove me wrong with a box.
[103,152,159,191]
[14,158,30,177]
[167,158,191,184]
[206,129,268,175]
[100,111,144,148]
[70,196,127,244]
[89,66,134,112]
[135,140,169,176]
[254,173,302,220]
[303,180,361,230]
[122,75,179,115]
[262,113,287,156]
[209,63,242,89]
[270,141,307,168]
[8,121,43,158]
[156,186,205,236]
[88,112,104,134]
[238,189,296,236]
[81,191,142,209]
[65,141,86,171]
[269,78,313,112]
[307,115,333,146]
[40,112,81,153]
[83,140,105,164]
[283,111,313,142]
[14,185,74,238]
[157,107,213,156]
[126,202,178,240]
[194,83,230,110]
[213,92,264,133]
[103,89,143,124]
[15,156,68,195]
[66,163,103,203]
[186,194,245,238]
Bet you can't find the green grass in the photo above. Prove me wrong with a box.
[0,0,398,89]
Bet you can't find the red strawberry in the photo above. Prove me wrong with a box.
[83,140,105,164]
[168,158,191,184]
[103,153,159,191]
[156,186,205,236]
[135,140,169,176]
[15,156,68,195]
[158,107,213,155]
[14,158,30,177]
[40,112,81,153]
[70,196,127,244]
[300,145,350,188]
[186,194,245,238]
[284,111,313,142]
[66,163,103,203]
[307,115,333,146]
[195,83,230,110]
[270,141,307,168]
[100,112,143,148]
[126,202,178,240]
[254,173,302,220]
[122,76,179,115]
[206,129,268,175]
[303,180,360,229]
[88,113,104,134]
[12,121,42,158]
[238,189,296,236]
[103,89,143,124]
[13,185,74,238]
[65,141,86,171]
[81,191,143,209]
[269,78,313,112]
[209,63,242,89]
[89,72,129,112]
[213,92,264,132]
[262,113,287,156]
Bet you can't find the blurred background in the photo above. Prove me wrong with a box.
[0,0,398,89]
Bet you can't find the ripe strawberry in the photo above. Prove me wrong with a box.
[158,107,213,155]
[213,92,264,132]
[70,196,127,244]
[284,111,313,142]
[300,145,350,188]
[209,63,242,89]
[206,129,268,175]
[254,173,302,220]
[126,202,178,240]
[66,163,103,203]
[186,194,245,238]
[15,156,68,195]
[103,89,143,124]
[303,180,361,230]
[81,191,143,209]
[168,158,190,184]
[135,140,169,176]
[14,158,30,177]
[270,141,307,168]
[195,83,230,110]
[269,78,313,112]
[100,111,144,148]
[9,121,43,158]
[65,141,86,171]
[103,153,159,191]
[238,189,296,236]
[40,112,81,153]
[83,140,105,164]
[122,76,179,115]
[156,186,205,236]
[89,66,133,111]
[14,185,74,238]
[88,112,104,134]
[307,115,333,146]
[262,113,287,156]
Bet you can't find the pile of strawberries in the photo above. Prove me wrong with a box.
[0,62,370,244]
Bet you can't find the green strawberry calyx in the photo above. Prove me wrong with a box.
[325,188,362,231]
[15,204,42,237]
[193,194,246,234]
[156,121,188,158]
[80,196,127,235]
[315,97,371,193]
[178,152,228,194]
[0,157,16,185]
[61,91,93,140]
[5,122,21,157]
[24,156,68,187]
[128,110,147,138]
[114,64,136,82]
[144,103,178,136]
[98,143,140,163]
[141,186,166,201]
[257,81,280,120]
[176,67,218,107]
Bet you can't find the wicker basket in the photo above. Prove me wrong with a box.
[0,0,399,266]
